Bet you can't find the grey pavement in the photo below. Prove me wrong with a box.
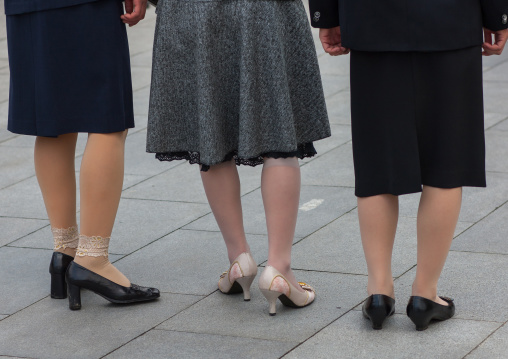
[1,1,508,358]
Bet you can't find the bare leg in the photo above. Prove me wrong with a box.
[74,131,130,287]
[200,160,250,263]
[357,194,399,298]
[262,157,303,292]
[34,133,79,257]
[413,186,462,305]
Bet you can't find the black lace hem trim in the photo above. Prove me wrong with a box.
[155,143,317,172]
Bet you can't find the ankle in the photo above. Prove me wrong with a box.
[266,261,291,275]
[367,279,395,298]
[411,282,438,300]
[227,243,251,263]
[55,247,77,258]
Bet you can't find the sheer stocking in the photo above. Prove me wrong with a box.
[357,194,398,298]
[262,157,303,292]
[72,131,130,287]
[35,133,78,245]
[413,186,462,306]
[200,160,250,263]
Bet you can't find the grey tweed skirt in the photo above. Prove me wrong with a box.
[147,0,331,170]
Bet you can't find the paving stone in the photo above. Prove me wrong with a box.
[105,330,297,359]
[291,212,465,277]
[158,270,367,342]
[0,315,7,321]
[133,86,151,116]
[393,251,508,322]
[301,124,351,164]
[483,81,508,115]
[482,51,508,71]
[466,322,508,359]
[325,90,351,126]
[122,162,262,204]
[0,146,35,190]
[452,202,508,255]
[114,229,268,296]
[484,112,508,130]
[490,117,508,131]
[124,129,180,176]
[109,198,211,254]
[123,174,151,191]
[0,133,89,157]
[398,172,508,223]
[0,293,201,359]
[185,185,357,238]
[0,218,48,247]
[131,115,149,132]
[284,311,500,359]
[126,15,156,56]
[131,67,152,92]
[130,50,153,68]
[0,69,8,103]
[321,75,349,99]
[483,60,508,82]
[0,247,52,314]
[319,53,350,76]
[8,196,208,255]
[0,39,7,59]
[0,177,48,219]
[300,144,355,188]
[486,131,508,173]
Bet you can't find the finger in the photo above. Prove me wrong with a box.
[483,42,503,55]
[124,0,134,14]
[139,0,147,20]
[484,28,494,45]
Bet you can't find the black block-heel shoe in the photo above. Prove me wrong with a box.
[362,294,395,330]
[406,296,455,331]
[66,262,160,310]
[49,252,74,299]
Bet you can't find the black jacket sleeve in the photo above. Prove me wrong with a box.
[480,0,508,30]
[309,0,340,28]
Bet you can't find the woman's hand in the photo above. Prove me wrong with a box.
[319,27,350,56]
[483,28,508,56]
[121,0,148,27]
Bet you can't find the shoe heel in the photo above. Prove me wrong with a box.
[408,313,431,331]
[67,283,82,311]
[236,275,256,301]
[260,289,281,316]
[364,308,389,330]
[50,273,67,299]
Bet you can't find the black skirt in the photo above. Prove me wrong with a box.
[6,0,134,137]
[350,46,486,197]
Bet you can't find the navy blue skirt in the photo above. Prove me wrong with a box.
[6,0,134,137]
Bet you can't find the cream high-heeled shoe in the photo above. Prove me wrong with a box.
[258,266,316,316]
[218,252,258,301]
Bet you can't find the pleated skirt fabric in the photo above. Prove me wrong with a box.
[350,46,486,197]
[147,0,331,170]
[6,0,134,137]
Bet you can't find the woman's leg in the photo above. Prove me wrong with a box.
[357,194,399,298]
[261,157,303,291]
[73,130,130,287]
[413,185,462,305]
[200,160,250,263]
[34,133,79,256]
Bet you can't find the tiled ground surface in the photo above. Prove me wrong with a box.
[1,1,508,358]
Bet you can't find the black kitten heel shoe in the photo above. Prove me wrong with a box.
[66,262,160,310]
[362,294,395,330]
[49,252,74,299]
[406,296,455,331]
